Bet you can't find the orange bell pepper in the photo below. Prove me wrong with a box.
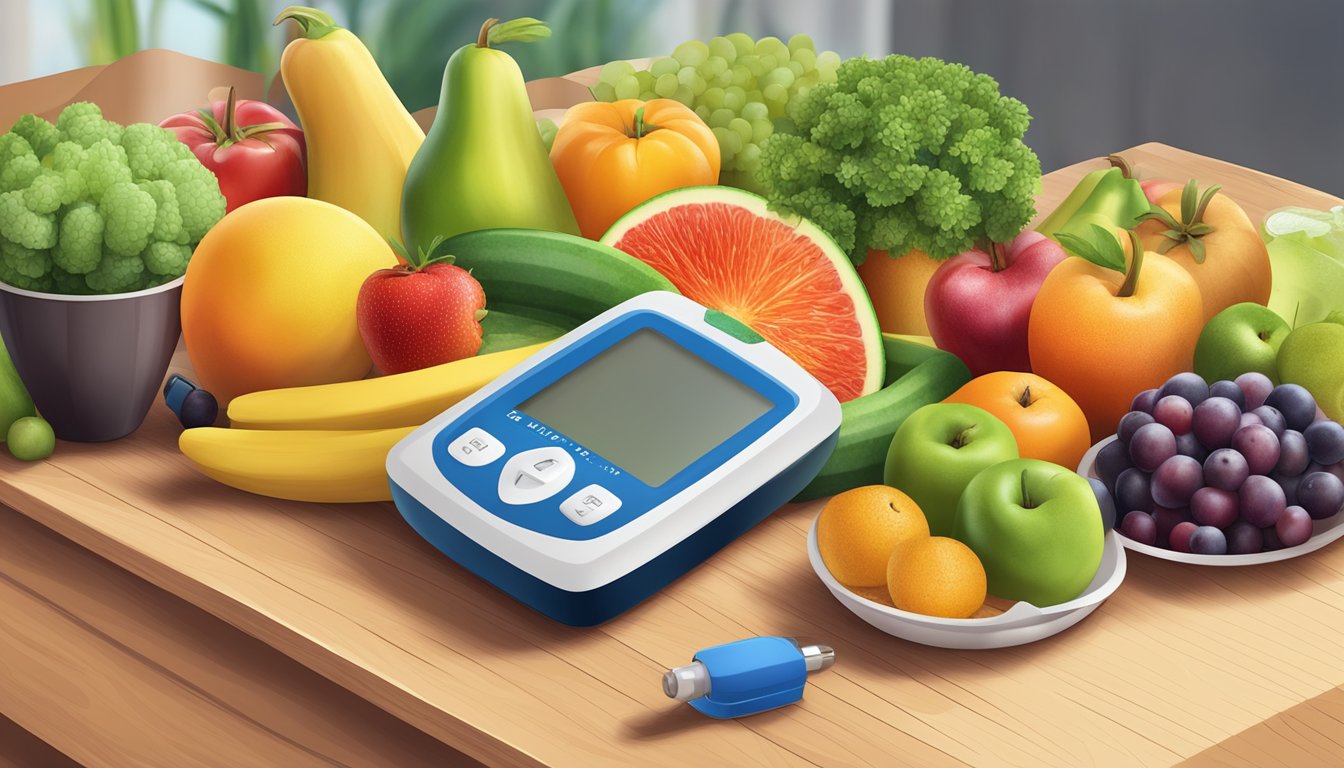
[1029,227,1203,443]
[550,98,720,239]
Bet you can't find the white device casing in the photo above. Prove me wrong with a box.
[385,292,840,593]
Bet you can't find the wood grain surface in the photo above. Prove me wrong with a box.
[1,143,1342,768]
[0,713,79,768]
[0,507,477,768]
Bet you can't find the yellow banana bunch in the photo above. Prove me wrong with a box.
[178,343,549,503]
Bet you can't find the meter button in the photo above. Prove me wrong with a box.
[497,447,575,505]
[448,428,505,467]
[560,485,623,526]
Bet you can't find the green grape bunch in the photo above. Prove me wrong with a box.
[0,102,226,295]
[754,55,1043,264]
[591,33,841,190]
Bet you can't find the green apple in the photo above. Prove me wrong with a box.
[953,458,1104,607]
[883,402,1018,536]
[1278,315,1344,421]
[1194,302,1290,384]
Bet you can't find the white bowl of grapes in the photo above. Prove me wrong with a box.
[1078,371,1344,565]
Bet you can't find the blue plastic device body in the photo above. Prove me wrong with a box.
[689,636,808,719]
[162,374,194,417]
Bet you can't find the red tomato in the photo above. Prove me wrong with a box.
[160,87,306,212]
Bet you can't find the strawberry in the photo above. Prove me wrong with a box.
[357,236,486,374]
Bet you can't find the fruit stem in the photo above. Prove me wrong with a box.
[1107,154,1134,179]
[477,17,499,47]
[1117,229,1144,299]
[1018,385,1032,408]
[273,5,339,38]
[1020,469,1034,509]
[632,106,661,139]
[951,425,975,449]
[986,241,1004,273]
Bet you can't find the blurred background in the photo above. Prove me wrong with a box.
[3,0,1341,195]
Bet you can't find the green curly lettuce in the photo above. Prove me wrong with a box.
[756,55,1042,263]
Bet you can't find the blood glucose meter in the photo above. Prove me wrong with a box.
[386,291,840,626]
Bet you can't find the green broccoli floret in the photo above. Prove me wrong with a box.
[57,102,122,149]
[142,240,191,276]
[99,181,156,257]
[53,202,104,274]
[137,180,184,243]
[0,255,53,293]
[122,123,179,181]
[79,139,132,202]
[0,237,52,279]
[0,132,34,166]
[24,171,64,215]
[51,268,91,295]
[0,153,40,194]
[84,251,143,293]
[47,141,89,204]
[756,54,1042,263]
[160,158,225,241]
[10,115,60,158]
[0,191,56,250]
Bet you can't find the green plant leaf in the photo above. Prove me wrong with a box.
[1180,179,1199,224]
[1055,224,1126,273]
[488,17,552,46]
[1188,237,1206,263]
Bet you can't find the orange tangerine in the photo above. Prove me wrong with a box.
[886,536,987,619]
[817,485,929,588]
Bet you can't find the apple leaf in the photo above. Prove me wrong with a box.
[1325,310,1344,327]
[1055,224,1127,274]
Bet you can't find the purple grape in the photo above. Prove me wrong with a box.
[1263,525,1285,551]
[1209,380,1246,410]
[1159,373,1210,407]
[1130,388,1159,414]
[1306,461,1344,485]
[1192,396,1242,450]
[1266,384,1318,432]
[1304,420,1344,465]
[1226,520,1264,554]
[1176,431,1209,462]
[1154,396,1194,435]
[1088,477,1116,532]
[1130,423,1178,472]
[1115,468,1155,513]
[1236,372,1274,411]
[1117,411,1155,445]
[1191,486,1239,527]
[1152,455,1204,508]
[1231,424,1281,476]
[1276,505,1314,547]
[1189,525,1228,555]
[1153,506,1190,546]
[1272,471,1303,506]
[1120,510,1157,545]
[1204,448,1250,491]
[1239,412,1264,430]
[1095,439,1131,494]
[1239,475,1287,528]
[1276,430,1311,476]
[1251,405,1287,437]
[1170,520,1198,552]
[1298,472,1344,520]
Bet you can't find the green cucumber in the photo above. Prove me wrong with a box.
[794,336,971,501]
[444,229,678,352]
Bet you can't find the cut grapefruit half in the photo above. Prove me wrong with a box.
[600,186,883,402]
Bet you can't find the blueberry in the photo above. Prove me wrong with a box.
[179,389,218,429]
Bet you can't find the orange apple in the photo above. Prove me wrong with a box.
[943,371,1092,470]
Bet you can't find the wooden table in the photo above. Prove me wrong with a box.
[4,143,1344,768]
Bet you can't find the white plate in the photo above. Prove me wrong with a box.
[1079,435,1344,565]
[807,518,1127,650]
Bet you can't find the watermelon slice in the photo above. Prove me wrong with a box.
[601,187,883,402]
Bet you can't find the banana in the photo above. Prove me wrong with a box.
[179,426,414,503]
[228,342,547,431]
[442,228,678,328]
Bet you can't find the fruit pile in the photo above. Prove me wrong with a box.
[1098,371,1344,555]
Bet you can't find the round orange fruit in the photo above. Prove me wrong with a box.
[857,248,941,336]
[944,371,1092,470]
[817,485,929,587]
[181,197,398,407]
[886,536,987,619]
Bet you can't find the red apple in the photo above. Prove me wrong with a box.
[924,231,1067,376]
[357,244,486,375]
[1140,179,1182,204]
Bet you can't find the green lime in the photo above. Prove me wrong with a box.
[8,416,55,461]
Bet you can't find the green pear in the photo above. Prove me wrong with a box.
[0,340,35,442]
[401,18,580,252]
[1278,313,1344,421]
[1194,302,1290,384]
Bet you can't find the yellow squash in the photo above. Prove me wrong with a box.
[274,5,423,243]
